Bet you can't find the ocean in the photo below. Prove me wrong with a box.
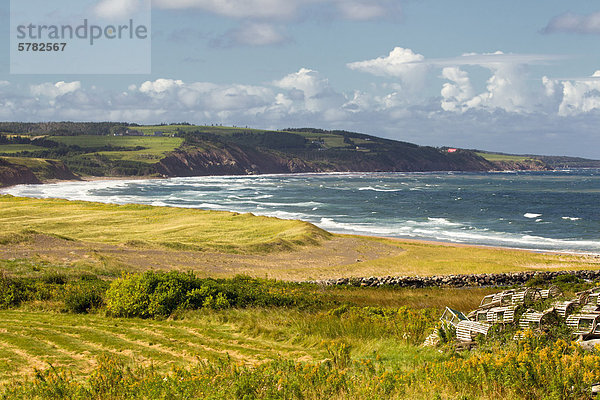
[3,170,600,254]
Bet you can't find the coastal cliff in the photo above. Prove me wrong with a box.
[0,157,78,187]
[155,142,497,177]
[0,158,40,187]
[490,159,552,171]
[0,123,587,187]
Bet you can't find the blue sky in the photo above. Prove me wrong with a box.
[1,0,600,158]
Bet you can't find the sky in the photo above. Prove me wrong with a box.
[1,0,600,158]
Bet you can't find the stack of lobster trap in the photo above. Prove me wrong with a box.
[424,285,600,347]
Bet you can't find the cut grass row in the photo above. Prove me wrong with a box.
[0,309,325,382]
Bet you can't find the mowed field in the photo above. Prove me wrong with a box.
[0,144,44,154]
[49,135,184,163]
[0,309,322,383]
[0,284,495,383]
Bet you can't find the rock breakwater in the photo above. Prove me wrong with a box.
[310,270,600,288]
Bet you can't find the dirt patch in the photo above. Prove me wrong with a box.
[0,233,405,280]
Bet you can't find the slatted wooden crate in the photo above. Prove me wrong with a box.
[565,313,600,336]
[423,329,440,347]
[511,288,541,305]
[456,320,491,343]
[486,306,516,324]
[552,300,577,318]
[540,285,562,299]
[580,304,600,314]
[519,308,555,329]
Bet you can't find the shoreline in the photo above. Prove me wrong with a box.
[4,165,600,190]
[347,234,600,258]
[3,174,599,258]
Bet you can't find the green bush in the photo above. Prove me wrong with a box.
[106,272,322,318]
[0,276,60,308]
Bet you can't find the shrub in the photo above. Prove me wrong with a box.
[64,281,107,313]
[0,276,60,308]
[105,272,322,318]
[0,276,28,308]
[41,273,68,285]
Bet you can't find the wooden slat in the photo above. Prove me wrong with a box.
[456,321,491,343]
[486,306,516,324]
[565,314,600,335]
[552,300,577,318]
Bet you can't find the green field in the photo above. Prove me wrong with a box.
[475,152,532,162]
[0,156,70,181]
[0,309,327,381]
[49,136,184,164]
[1,157,54,169]
[136,125,358,150]
[0,144,45,154]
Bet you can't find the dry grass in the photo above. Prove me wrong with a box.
[1,196,598,280]
[0,196,329,254]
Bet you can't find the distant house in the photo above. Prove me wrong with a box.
[154,131,164,137]
[125,129,143,136]
[447,148,458,153]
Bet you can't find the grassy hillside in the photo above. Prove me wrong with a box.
[475,152,532,162]
[0,144,44,153]
[49,136,184,164]
[0,196,330,254]
[1,123,598,184]
[0,123,496,179]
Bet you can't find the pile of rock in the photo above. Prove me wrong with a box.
[310,270,600,288]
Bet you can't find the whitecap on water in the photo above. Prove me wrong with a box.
[524,213,542,219]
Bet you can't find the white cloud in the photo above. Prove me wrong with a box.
[464,64,531,113]
[557,71,600,116]
[429,51,563,67]
[542,76,557,97]
[440,67,474,112]
[213,23,289,47]
[334,1,399,21]
[152,0,399,21]
[273,68,344,113]
[437,52,547,114]
[152,0,306,19]
[347,47,427,90]
[543,11,600,35]
[3,61,600,158]
[94,0,145,19]
[139,79,184,95]
[350,48,555,113]
[30,81,82,99]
